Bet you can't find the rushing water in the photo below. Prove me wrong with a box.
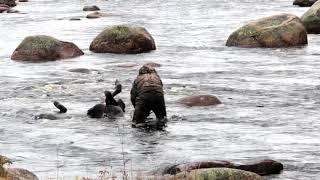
[1,0,320,179]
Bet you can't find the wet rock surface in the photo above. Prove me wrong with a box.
[226,14,308,48]
[301,1,320,33]
[178,95,221,107]
[293,0,317,7]
[83,5,100,11]
[11,35,84,61]
[89,25,156,54]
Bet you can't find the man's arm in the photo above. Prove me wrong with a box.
[130,79,138,107]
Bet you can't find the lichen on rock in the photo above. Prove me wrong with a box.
[106,25,131,43]
[89,24,156,54]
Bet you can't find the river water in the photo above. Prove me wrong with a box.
[0,0,320,179]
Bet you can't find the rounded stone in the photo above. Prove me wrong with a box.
[11,35,84,62]
[226,14,307,48]
[89,25,156,54]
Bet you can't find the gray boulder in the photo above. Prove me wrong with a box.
[226,14,308,48]
[11,35,84,62]
[301,1,320,33]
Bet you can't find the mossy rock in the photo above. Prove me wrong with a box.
[89,25,156,54]
[0,0,16,7]
[11,35,84,62]
[301,1,320,33]
[171,168,262,180]
[226,14,307,48]
[293,0,317,7]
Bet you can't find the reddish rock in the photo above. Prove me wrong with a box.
[178,95,221,107]
[11,35,84,62]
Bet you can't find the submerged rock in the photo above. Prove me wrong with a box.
[68,68,90,74]
[89,25,156,54]
[105,105,124,118]
[11,35,84,62]
[177,95,221,107]
[70,17,81,21]
[226,14,307,48]
[145,62,161,67]
[86,12,108,19]
[0,0,16,7]
[83,5,100,11]
[34,113,58,120]
[301,1,320,33]
[87,104,105,118]
[293,0,317,7]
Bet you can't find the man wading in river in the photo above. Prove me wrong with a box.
[130,64,167,127]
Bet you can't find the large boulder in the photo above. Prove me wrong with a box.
[177,95,221,107]
[293,0,317,7]
[171,168,262,180]
[154,159,283,176]
[301,1,320,33]
[226,14,308,48]
[11,35,84,62]
[0,0,16,7]
[89,25,156,54]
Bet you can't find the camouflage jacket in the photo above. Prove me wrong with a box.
[130,65,164,107]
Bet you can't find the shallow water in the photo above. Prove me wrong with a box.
[1,0,320,179]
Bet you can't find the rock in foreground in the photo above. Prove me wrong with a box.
[172,168,262,180]
[301,1,320,33]
[226,14,307,48]
[11,35,84,62]
[90,25,156,54]
[178,95,221,107]
[293,0,317,7]
[155,159,283,176]
[1,155,38,180]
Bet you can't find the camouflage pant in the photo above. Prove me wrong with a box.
[132,92,166,124]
